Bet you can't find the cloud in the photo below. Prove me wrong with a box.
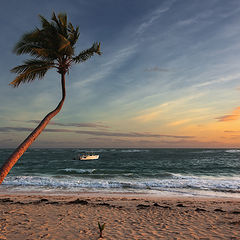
[12,120,109,129]
[144,67,171,72]
[224,130,240,133]
[217,115,239,122]
[194,74,240,88]
[0,127,32,132]
[216,107,240,122]
[133,94,203,123]
[0,127,73,133]
[177,10,213,27]
[133,109,163,122]
[177,18,197,26]
[74,131,194,139]
[168,119,193,126]
[135,3,174,35]
[0,126,194,139]
[53,122,109,128]
[73,44,137,88]
[0,138,14,143]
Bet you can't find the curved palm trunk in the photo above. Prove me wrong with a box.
[0,73,66,184]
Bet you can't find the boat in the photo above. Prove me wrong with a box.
[74,151,99,160]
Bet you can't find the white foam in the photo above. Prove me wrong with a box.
[60,168,96,174]
[225,149,240,153]
[3,174,240,197]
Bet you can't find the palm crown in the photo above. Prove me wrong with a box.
[0,12,101,185]
[10,12,101,87]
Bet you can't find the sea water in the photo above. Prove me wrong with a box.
[0,148,240,198]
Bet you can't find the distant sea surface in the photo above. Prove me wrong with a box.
[0,148,240,198]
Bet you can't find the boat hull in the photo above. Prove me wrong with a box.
[79,155,99,160]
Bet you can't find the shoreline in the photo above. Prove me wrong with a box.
[1,187,240,200]
[1,191,240,239]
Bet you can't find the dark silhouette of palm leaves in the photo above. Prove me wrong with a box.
[11,12,101,87]
[0,12,101,185]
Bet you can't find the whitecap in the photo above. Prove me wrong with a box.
[60,168,96,174]
[225,149,240,153]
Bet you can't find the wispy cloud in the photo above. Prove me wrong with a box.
[0,127,34,133]
[177,10,213,27]
[216,107,240,122]
[224,130,240,133]
[168,118,193,126]
[0,127,194,139]
[135,2,174,35]
[51,122,109,128]
[73,44,137,88]
[133,108,164,123]
[144,67,171,72]
[12,120,109,129]
[133,94,203,123]
[194,73,240,88]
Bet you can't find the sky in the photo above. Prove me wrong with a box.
[1,0,240,148]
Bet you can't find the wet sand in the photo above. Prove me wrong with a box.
[0,192,240,239]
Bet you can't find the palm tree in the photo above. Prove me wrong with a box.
[0,12,101,184]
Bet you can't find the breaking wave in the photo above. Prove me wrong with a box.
[3,173,240,197]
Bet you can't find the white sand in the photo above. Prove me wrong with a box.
[0,192,239,239]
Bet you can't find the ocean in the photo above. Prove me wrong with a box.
[0,148,240,198]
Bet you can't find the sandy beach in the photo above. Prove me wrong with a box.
[0,192,239,240]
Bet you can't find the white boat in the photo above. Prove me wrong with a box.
[74,152,99,160]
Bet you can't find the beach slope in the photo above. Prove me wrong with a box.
[0,194,239,239]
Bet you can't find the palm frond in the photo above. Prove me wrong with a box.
[68,24,80,47]
[51,12,59,24]
[58,34,71,52]
[72,42,101,63]
[68,22,74,32]
[10,59,54,87]
[58,13,67,28]
[11,12,101,84]
[51,12,68,38]
[39,15,53,30]
[31,48,60,60]
[13,29,41,55]
[13,28,60,60]
[58,13,68,37]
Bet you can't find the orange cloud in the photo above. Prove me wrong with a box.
[168,119,192,126]
[216,107,240,122]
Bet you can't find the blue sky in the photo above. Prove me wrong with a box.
[1,0,240,148]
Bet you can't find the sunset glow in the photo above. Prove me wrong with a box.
[1,0,240,148]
